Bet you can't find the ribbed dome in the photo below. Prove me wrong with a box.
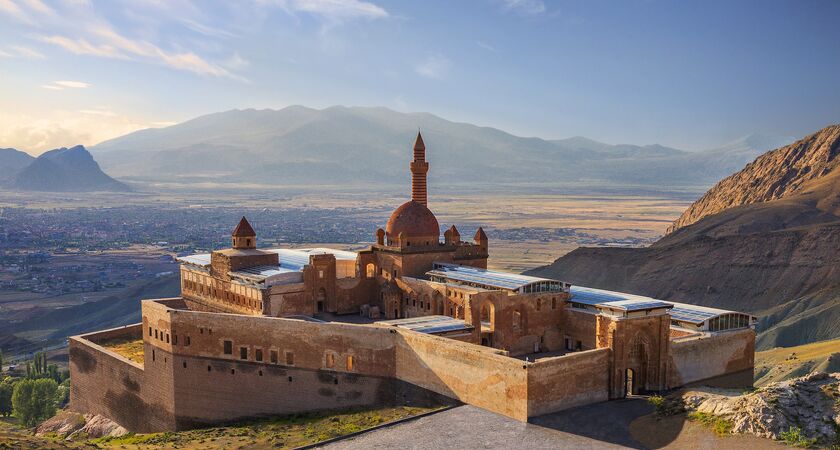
[385,201,440,240]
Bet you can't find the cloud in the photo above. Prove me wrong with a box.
[38,24,243,80]
[0,109,160,154]
[477,40,496,52]
[223,52,250,70]
[0,0,32,24]
[9,45,45,58]
[500,0,546,16]
[55,80,91,88]
[415,54,451,80]
[40,84,63,90]
[270,0,388,21]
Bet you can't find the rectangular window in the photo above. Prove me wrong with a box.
[318,270,324,279]
[255,349,263,362]
[240,347,248,360]
[148,326,152,336]
[223,340,232,355]
[185,336,191,346]
[285,351,294,366]
[325,352,335,369]
[173,334,178,345]
[270,350,278,364]
[346,356,354,371]
[154,329,158,339]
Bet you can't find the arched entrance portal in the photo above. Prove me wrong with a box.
[625,368,635,397]
[316,288,326,313]
[479,302,495,347]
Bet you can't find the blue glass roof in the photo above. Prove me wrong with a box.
[376,315,473,334]
[428,263,565,292]
[570,286,750,324]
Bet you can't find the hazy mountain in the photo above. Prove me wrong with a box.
[0,148,35,182]
[12,145,129,192]
[92,106,791,188]
[528,124,840,350]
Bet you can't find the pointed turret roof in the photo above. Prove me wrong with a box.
[449,225,460,236]
[232,216,256,237]
[474,227,487,241]
[413,131,425,151]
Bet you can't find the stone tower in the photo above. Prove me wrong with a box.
[232,216,256,250]
[410,132,429,206]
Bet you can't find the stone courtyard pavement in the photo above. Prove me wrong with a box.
[322,398,786,449]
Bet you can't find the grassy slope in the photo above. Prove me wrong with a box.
[754,337,840,386]
[0,406,441,449]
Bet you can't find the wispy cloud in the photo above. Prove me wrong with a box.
[0,44,45,58]
[477,40,496,52]
[0,0,32,24]
[55,80,91,88]
[40,80,91,90]
[500,0,546,16]
[415,54,451,80]
[271,0,389,22]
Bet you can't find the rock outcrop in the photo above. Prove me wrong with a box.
[36,411,129,439]
[682,372,840,444]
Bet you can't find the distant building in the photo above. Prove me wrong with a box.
[69,134,756,432]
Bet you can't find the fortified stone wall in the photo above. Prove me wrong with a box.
[562,308,599,350]
[526,348,610,417]
[668,328,755,388]
[392,329,529,421]
[69,325,177,433]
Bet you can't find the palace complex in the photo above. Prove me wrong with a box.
[69,134,756,432]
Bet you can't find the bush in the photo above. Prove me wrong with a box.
[687,411,733,436]
[648,395,684,416]
[11,378,58,427]
[779,426,817,448]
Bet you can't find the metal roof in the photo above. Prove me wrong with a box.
[229,265,298,280]
[570,286,750,324]
[428,263,566,292]
[376,315,473,335]
[178,247,358,278]
[177,253,211,267]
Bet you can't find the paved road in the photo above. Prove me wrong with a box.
[323,399,653,450]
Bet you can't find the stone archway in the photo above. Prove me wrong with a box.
[625,333,651,395]
[316,288,326,313]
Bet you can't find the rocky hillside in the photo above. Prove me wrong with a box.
[667,124,840,233]
[682,372,840,446]
[11,145,129,192]
[529,124,840,349]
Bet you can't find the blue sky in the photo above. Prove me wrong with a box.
[1,0,839,154]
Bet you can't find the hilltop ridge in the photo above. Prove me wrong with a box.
[667,124,840,233]
[529,124,840,349]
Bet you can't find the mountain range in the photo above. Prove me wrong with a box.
[528,124,840,350]
[1,145,128,192]
[91,106,792,189]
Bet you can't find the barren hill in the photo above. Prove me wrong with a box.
[529,124,840,350]
[667,124,840,234]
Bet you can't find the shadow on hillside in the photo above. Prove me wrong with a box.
[529,397,685,449]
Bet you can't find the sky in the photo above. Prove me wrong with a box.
[1,0,839,155]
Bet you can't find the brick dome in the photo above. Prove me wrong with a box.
[385,200,440,241]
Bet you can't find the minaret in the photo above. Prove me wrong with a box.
[410,132,429,206]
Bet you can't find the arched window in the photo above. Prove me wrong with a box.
[365,263,375,278]
[512,310,522,332]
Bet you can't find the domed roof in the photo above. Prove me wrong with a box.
[386,200,440,239]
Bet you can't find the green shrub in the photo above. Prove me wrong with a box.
[648,395,684,416]
[779,426,817,448]
[687,411,733,436]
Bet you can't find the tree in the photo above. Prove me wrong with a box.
[0,349,4,373]
[12,378,58,427]
[0,379,12,417]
